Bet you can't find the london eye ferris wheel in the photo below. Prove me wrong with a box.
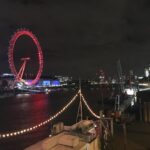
[8,29,43,86]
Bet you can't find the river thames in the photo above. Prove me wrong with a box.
[0,87,110,150]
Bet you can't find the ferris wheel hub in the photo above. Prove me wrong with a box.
[21,57,30,61]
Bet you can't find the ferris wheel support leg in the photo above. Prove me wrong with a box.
[16,61,25,81]
[20,61,27,80]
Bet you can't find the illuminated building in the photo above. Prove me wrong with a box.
[36,79,60,87]
[55,75,72,86]
[0,73,61,88]
[0,73,15,89]
[144,68,149,77]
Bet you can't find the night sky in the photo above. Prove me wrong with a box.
[0,0,150,78]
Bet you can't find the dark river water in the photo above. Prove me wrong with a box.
[0,87,110,150]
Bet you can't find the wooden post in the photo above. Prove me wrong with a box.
[99,110,103,118]
[123,123,127,150]
[148,102,150,122]
[144,102,148,123]
[110,118,114,136]
[139,98,142,122]
[99,112,103,150]
[99,111,103,137]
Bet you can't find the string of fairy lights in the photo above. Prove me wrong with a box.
[80,92,100,119]
[0,90,101,139]
[0,91,79,139]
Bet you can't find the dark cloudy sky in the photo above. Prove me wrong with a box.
[0,0,150,78]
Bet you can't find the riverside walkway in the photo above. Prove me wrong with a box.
[112,122,150,150]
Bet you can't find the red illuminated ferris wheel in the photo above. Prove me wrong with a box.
[8,29,43,86]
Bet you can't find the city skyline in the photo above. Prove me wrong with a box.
[0,0,150,78]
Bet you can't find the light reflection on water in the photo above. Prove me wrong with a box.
[0,87,108,150]
[16,94,30,98]
[0,89,79,150]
